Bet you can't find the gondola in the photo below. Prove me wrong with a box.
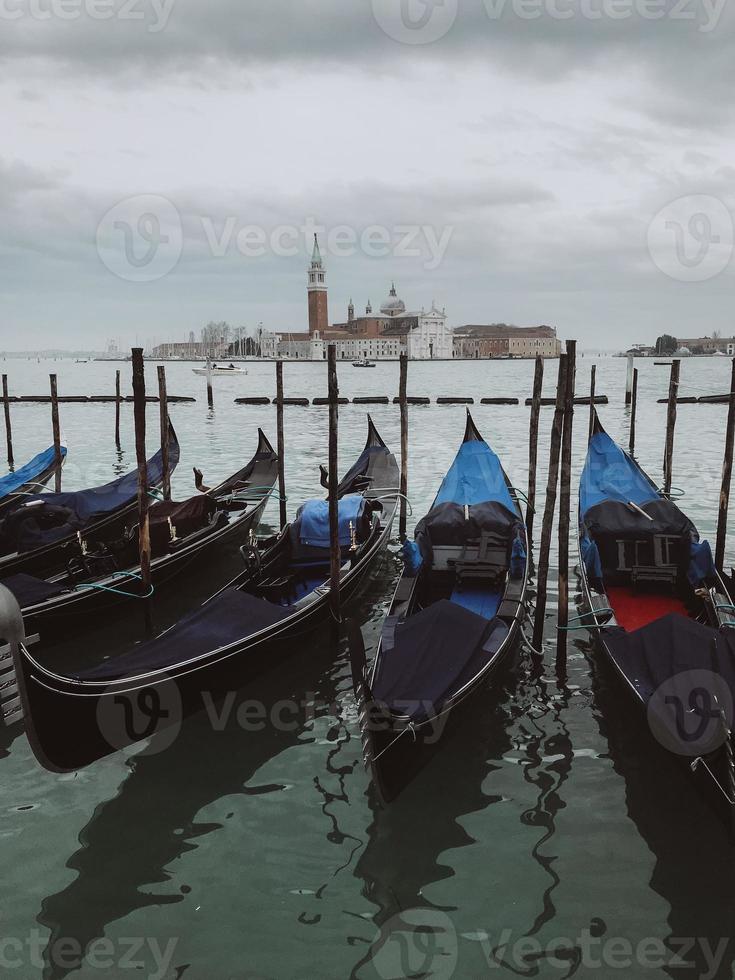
[8,417,399,772]
[0,429,278,639]
[578,413,735,830]
[0,441,68,514]
[349,411,529,804]
[0,422,180,580]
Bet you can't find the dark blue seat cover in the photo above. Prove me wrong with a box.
[79,589,294,681]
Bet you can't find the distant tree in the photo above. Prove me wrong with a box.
[655,334,678,355]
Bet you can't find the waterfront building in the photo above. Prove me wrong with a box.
[453,324,561,358]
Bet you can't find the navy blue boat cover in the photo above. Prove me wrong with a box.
[0,429,180,554]
[0,444,67,502]
[79,588,294,681]
[372,599,508,720]
[0,572,68,607]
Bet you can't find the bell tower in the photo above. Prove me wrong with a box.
[307,234,328,336]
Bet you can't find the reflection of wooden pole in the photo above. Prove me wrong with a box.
[556,340,577,679]
[2,375,13,468]
[275,360,287,530]
[663,359,680,496]
[132,349,153,636]
[206,356,214,409]
[49,374,62,492]
[532,353,568,653]
[115,370,121,448]
[526,356,544,541]
[157,365,171,501]
[588,364,596,443]
[327,346,340,624]
[399,353,409,540]
[715,357,735,571]
[629,368,638,457]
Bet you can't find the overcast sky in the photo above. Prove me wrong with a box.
[1,0,734,350]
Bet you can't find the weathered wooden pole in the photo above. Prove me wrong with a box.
[327,345,341,624]
[663,359,680,496]
[399,352,409,540]
[628,367,639,457]
[526,355,544,540]
[2,375,13,468]
[115,369,121,448]
[275,360,287,530]
[49,374,62,492]
[588,364,596,443]
[556,340,577,679]
[131,348,153,636]
[715,357,735,571]
[532,353,569,653]
[206,356,214,409]
[157,365,171,501]
[625,352,634,405]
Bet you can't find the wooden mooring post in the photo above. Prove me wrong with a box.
[131,349,154,636]
[625,352,634,405]
[532,353,569,653]
[526,356,544,541]
[663,359,680,496]
[556,340,577,679]
[399,353,409,540]
[588,364,596,443]
[157,365,171,501]
[629,367,638,457]
[49,374,62,492]
[115,369,121,448]
[275,360,287,530]
[206,356,214,409]
[327,345,341,625]
[715,357,735,571]
[2,375,13,468]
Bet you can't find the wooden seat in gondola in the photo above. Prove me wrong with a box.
[447,531,508,587]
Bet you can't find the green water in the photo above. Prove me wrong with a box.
[2,355,735,979]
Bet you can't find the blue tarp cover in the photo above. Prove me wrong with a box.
[297,494,366,548]
[434,439,516,512]
[580,429,660,517]
[0,445,66,502]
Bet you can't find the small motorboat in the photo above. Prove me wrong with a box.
[192,363,248,376]
[350,410,529,803]
[352,359,376,368]
[579,412,735,829]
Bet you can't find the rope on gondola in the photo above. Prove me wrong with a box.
[510,487,533,512]
[658,485,685,499]
[368,489,413,517]
[520,625,544,656]
[73,571,154,599]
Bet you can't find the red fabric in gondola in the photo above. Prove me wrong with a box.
[606,586,690,632]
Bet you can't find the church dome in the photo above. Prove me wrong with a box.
[380,283,406,317]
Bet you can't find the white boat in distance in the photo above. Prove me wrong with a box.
[352,358,376,368]
[192,363,248,376]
